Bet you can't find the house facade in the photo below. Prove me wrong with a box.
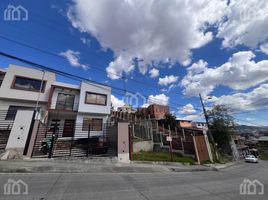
[0,64,111,141]
[192,122,208,130]
[137,104,169,120]
[0,65,56,123]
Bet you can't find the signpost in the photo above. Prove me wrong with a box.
[168,125,173,162]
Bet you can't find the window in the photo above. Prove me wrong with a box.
[82,118,103,131]
[0,73,5,87]
[5,105,35,120]
[56,93,75,110]
[85,92,107,106]
[12,76,46,92]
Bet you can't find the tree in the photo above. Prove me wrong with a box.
[161,113,177,129]
[208,105,236,155]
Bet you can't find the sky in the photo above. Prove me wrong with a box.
[0,0,268,126]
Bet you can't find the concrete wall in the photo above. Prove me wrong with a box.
[117,122,130,163]
[78,82,111,115]
[133,140,154,153]
[0,64,56,102]
[6,110,34,154]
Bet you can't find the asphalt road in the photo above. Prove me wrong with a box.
[0,161,267,200]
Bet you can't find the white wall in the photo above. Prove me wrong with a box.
[6,110,35,154]
[78,82,111,115]
[0,64,56,102]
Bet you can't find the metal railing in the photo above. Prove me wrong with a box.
[0,110,14,151]
[50,101,79,111]
[32,122,117,158]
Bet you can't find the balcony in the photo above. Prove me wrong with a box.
[50,101,78,112]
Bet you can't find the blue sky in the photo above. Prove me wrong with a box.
[0,0,268,126]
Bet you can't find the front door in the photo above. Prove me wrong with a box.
[63,120,75,137]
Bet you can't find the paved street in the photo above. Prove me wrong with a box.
[0,161,267,200]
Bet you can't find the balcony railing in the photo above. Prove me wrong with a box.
[50,101,79,111]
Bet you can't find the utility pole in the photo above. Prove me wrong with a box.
[199,93,215,144]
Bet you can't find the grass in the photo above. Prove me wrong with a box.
[132,151,195,165]
[259,151,268,160]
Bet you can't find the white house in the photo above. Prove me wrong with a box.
[47,81,111,139]
[192,122,208,130]
[0,64,111,141]
[0,64,56,123]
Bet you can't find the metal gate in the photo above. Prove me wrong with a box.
[0,110,14,153]
[31,122,117,158]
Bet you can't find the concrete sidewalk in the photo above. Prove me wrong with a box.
[0,157,224,173]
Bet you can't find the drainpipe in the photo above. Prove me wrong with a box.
[35,70,45,120]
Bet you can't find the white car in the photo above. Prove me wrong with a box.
[245,155,258,163]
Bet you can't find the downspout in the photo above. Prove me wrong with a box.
[35,70,45,120]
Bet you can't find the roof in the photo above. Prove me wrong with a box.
[0,68,7,73]
[258,136,268,141]
[52,81,80,90]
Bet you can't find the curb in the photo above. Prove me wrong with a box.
[0,159,218,173]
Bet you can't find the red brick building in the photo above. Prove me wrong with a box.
[138,104,169,120]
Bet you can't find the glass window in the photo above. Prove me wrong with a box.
[82,118,103,131]
[56,93,75,110]
[0,73,5,87]
[85,92,107,105]
[12,76,46,92]
[5,105,35,120]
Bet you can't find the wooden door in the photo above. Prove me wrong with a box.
[63,119,75,137]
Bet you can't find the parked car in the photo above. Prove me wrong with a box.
[245,155,258,163]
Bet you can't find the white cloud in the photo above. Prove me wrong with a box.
[182,51,268,96]
[147,93,169,106]
[149,68,159,78]
[260,43,268,55]
[177,114,202,121]
[59,49,89,70]
[67,0,227,79]
[158,75,179,86]
[209,83,268,112]
[111,95,125,111]
[106,55,135,79]
[217,0,268,48]
[80,37,91,46]
[178,103,197,115]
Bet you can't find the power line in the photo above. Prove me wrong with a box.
[1,36,267,120]
[0,51,200,113]
[0,34,184,97]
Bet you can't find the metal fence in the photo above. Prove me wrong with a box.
[31,122,117,158]
[0,110,14,152]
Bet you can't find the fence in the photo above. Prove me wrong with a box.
[31,122,117,158]
[0,110,14,152]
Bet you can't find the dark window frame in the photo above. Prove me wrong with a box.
[0,72,5,87]
[82,118,103,131]
[85,92,107,106]
[11,75,47,93]
[56,93,75,110]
